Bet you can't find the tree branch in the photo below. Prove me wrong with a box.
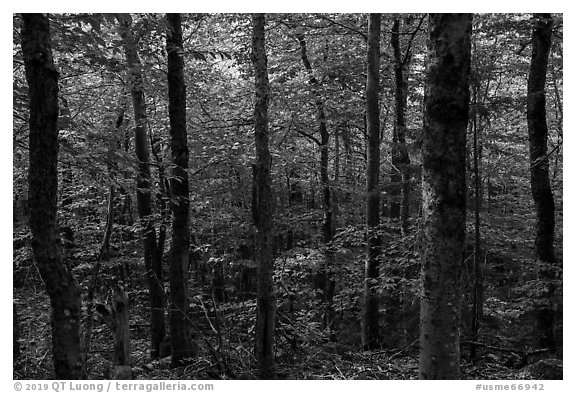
[296,129,321,146]
[402,14,426,66]
[318,15,367,42]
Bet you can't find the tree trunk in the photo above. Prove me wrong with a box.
[166,13,196,365]
[382,16,412,345]
[110,291,132,380]
[97,288,132,379]
[21,13,85,379]
[419,13,472,380]
[470,83,484,359]
[110,91,133,228]
[391,17,412,234]
[362,13,381,350]
[549,58,562,186]
[341,125,353,203]
[84,185,116,368]
[527,14,556,266]
[251,13,276,379]
[296,32,336,333]
[14,303,20,364]
[527,13,557,351]
[117,13,166,360]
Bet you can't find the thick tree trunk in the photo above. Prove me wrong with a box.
[251,14,276,379]
[419,13,472,380]
[362,13,381,350]
[21,13,85,379]
[166,13,196,365]
[527,13,557,351]
[528,14,556,266]
[117,14,166,360]
[390,17,412,233]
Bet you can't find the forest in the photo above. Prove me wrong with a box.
[12,13,563,380]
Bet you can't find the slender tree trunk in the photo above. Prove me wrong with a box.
[389,24,401,221]
[327,126,340,339]
[363,13,381,350]
[117,13,166,360]
[550,58,562,185]
[84,87,132,366]
[419,13,472,380]
[527,13,557,351]
[382,17,410,344]
[166,13,196,365]
[84,185,115,367]
[21,13,85,379]
[342,125,353,203]
[470,83,484,359]
[111,91,132,228]
[296,32,336,332]
[14,304,20,362]
[333,128,341,221]
[251,13,276,379]
[98,288,132,379]
[116,99,133,225]
[391,17,412,234]
[150,131,169,277]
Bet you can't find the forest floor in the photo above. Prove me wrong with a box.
[13,194,563,380]
[12,281,549,380]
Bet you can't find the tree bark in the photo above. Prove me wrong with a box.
[527,13,557,351]
[251,13,276,379]
[21,13,85,379]
[166,13,196,365]
[117,13,166,360]
[527,14,556,266]
[419,13,472,380]
[363,13,381,350]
